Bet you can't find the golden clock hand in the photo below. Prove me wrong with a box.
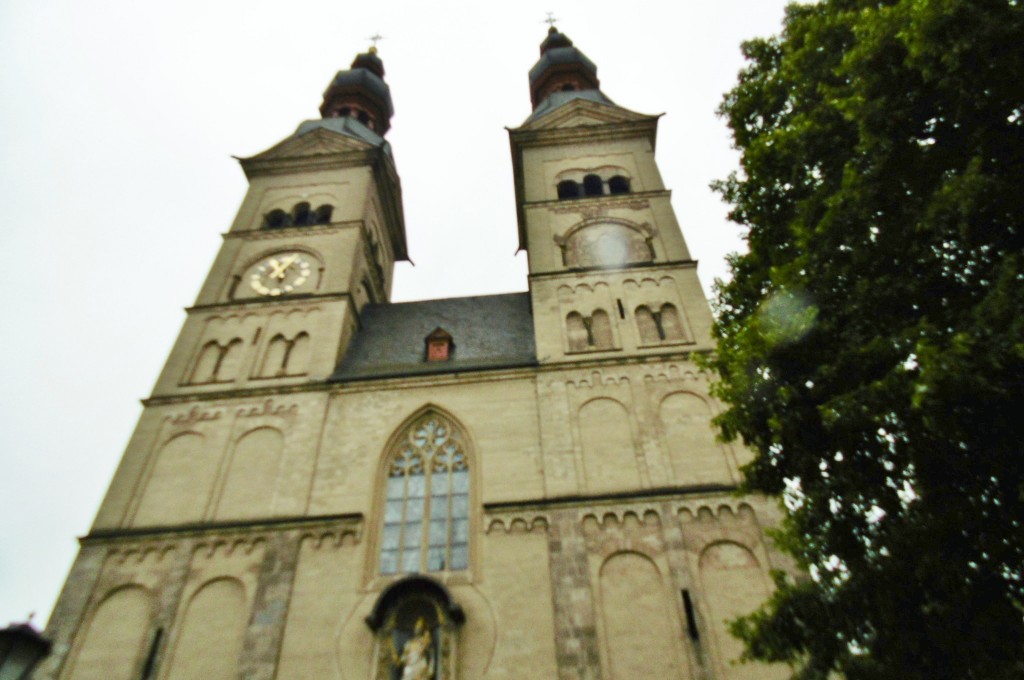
[274,254,300,280]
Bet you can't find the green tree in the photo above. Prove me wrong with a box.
[709,1,1024,677]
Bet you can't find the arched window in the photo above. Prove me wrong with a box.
[292,202,313,227]
[590,309,613,349]
[216,338,244,381]
[380,412,470,575]
[358,110,370,125]
[557,180,580,200]
[191,339,243,384]
[562,83,577,92]
[659,303,686,341]
[583,174,604,196]
[314,204,333,224]
[635,303,688,344]
[260,332,311,377]
[566,312,589,352]
[608,175,631,194]
[338,106,351,117]
[635,305,660,344]
[263,209,290,230]
[191,341,221,384]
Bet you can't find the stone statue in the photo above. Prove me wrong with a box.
[395,618,433,680]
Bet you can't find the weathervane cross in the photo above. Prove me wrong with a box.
[544,12,558,27]
[368,33,384,49]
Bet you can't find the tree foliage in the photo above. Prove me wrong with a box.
[709,1,1024,677]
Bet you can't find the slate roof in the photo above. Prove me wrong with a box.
[329,292,537,382]
[524,89,618,124]
[293,117,393,155]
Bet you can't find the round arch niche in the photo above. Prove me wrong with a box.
[365,575,465,680]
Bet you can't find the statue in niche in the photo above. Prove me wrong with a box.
[376,597,452,680]
[394,618,434,680]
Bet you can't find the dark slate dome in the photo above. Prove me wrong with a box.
[351,49,385,78]
[320,47,394,134]
[528,28,601,108]
[539,26,574,53]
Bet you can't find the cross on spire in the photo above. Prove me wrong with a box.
[368,33,384,49]
[544,12,558,28]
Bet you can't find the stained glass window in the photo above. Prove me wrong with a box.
[381,414,470,575]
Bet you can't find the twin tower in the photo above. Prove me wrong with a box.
[41,29,791,680]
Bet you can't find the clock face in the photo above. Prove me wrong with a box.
[248,252,314,296]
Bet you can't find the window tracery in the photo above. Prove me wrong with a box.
[380,414,470,575]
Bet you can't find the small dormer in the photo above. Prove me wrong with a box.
[425,327,455,362]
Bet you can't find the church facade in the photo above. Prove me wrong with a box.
[39,29,791,680]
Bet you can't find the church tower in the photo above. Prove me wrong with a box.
[38,31,791,680]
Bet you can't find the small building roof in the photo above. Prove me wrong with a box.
[329,292,536,382]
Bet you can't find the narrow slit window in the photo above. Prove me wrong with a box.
[682,590,699,640]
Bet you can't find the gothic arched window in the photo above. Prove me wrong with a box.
[380,413,470,575]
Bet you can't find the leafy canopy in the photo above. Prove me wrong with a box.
[709,0,1024,677]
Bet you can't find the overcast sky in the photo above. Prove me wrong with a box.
[0,0,791,627]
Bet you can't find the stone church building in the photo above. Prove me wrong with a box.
[39,28,791,680]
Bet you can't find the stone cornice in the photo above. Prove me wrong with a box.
[527,258,699,280]
[141,348,713,407]
[185,291,352,314]
[526,189,671,212]
[221,220,362,241]
[483,485,739,514]
[82,513,363,544]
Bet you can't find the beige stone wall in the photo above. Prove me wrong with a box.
[92,393,330,530]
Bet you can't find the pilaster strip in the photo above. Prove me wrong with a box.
[548,508,602,680]
[236,531,302,680]
[35,545,108,680]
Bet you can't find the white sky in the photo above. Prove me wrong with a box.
[0,0,791,627]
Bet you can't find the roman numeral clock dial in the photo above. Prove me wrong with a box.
[248,251,313,296]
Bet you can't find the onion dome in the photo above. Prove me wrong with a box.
[528,27,600,109]
[320,47,394,135]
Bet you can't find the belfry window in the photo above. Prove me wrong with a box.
[557,180,581,200]
[380,413,470,575]
[608,175,630,194]
[583,174,604,196]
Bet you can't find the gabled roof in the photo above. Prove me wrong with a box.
[519,90,657,129]
[238,117,391,178]
[329,293,536,382]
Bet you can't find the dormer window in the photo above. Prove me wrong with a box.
[425,327,454,362]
